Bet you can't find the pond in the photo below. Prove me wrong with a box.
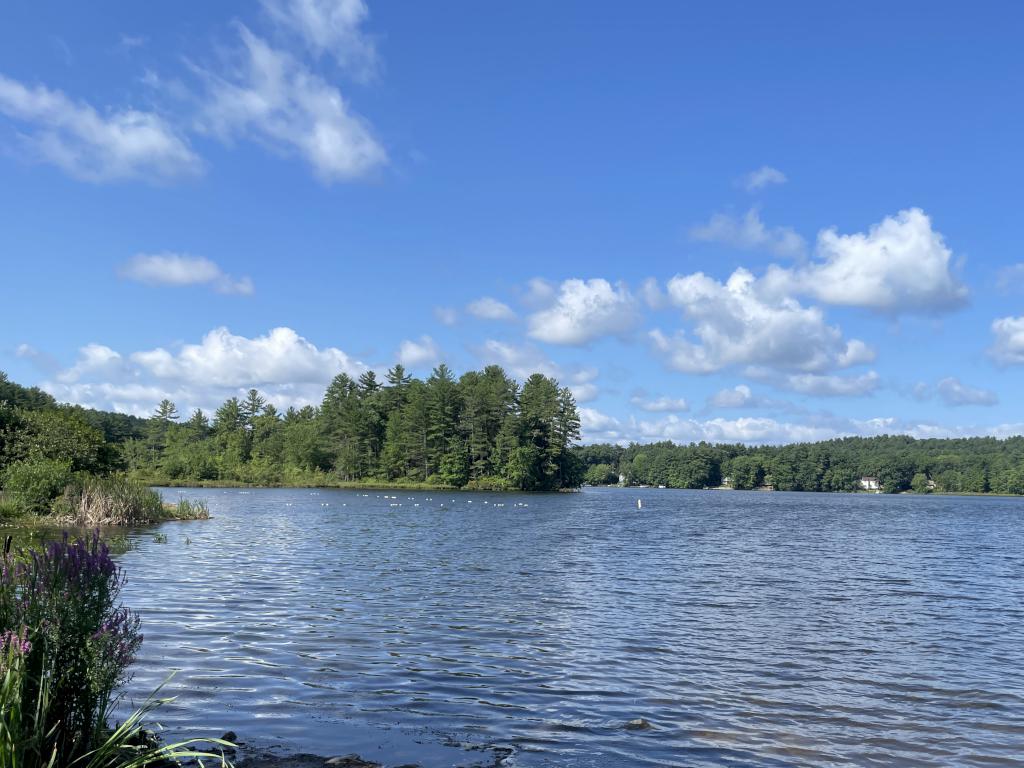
[113,487,1024,767]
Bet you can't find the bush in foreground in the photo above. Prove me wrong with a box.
[1,460,73,515]
[0,532,231,767]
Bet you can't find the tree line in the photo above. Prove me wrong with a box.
[0,365,583,496]
[576,435,1024,494]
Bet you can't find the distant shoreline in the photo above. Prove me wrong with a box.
[147,480,1024,498]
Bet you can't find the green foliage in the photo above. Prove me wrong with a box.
[113,365,583,491]
[2,460,73,514]
[584,463,619,485]
[7,410,111,474]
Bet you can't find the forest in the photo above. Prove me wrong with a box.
[576,436,1024,495]
[6,367,1024,504]
[0,365,584,504]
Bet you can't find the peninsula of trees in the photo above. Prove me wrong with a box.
[0,365,584,502]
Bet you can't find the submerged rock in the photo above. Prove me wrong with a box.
[624,718,653,730]
[324,756,382,767]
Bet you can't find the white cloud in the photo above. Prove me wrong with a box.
[771,371,880,397]
[709,384,754,408]
[0,73,202,183]
[636,414,838,445]
[651,268,872,375]
[570,383,599,403]
[262,0,377,80]
[41,326,365,416]
[396,335,440,368]
[474,340,561,380]
[434,306,458,326]
[630,395,689,413]
[527,278,639,345]
[990,316,1024,365]
[935,377,998,407]
[691,207,805,258]
[118,253,253,294]
[194,26,386,183]
[466,297,516,321]
[742,165,787,192]
[765,208,967,313]
[54,343,126,384]
[579,407,838,445]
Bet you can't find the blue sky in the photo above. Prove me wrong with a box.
[2,1,1024,444]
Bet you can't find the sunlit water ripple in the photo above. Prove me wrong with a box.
[114,487,1024,766]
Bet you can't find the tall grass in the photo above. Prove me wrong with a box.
[165,498,210,520]
[51,477,165,526]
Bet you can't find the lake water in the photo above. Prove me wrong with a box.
[116,487,1024,767]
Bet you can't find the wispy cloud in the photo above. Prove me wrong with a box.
[0,74,202,183]
[193,25,387,184]
[262,0,378,81]
[118,253,253,295]
[690,207,805,258]
[741,165,787,192]
[466,297,516,321]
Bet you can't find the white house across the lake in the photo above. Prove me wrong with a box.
[859,476,881,492]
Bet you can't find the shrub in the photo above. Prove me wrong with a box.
[0,533,233,768]
[0,533,140,764]
[0,496,20,521]
[1,460,72,515]
[51,476,164,526]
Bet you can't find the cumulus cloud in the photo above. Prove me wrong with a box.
[527,278,639,345]
[466,297,516,321]
[41,326,365,416]
[650,268,872,375]
[990,316,1024,365]
[579,407,838,445]
[396,335,440,368]
[0,73,202,183]
[742,165,787,192]
[118,253,253,294]
[262,0,377,80]
[690,207,805,258]
[935,377,998,407]
[765,208,967,314]
[630,395,689,413]
[194,26,386,183]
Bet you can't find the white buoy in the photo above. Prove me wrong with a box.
[637,498,642,509]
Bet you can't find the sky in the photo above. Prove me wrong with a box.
[2,1,1024,445]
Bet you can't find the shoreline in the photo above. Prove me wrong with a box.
[151,480,1024,499]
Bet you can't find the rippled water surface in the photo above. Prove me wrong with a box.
[116,488,1024,766]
